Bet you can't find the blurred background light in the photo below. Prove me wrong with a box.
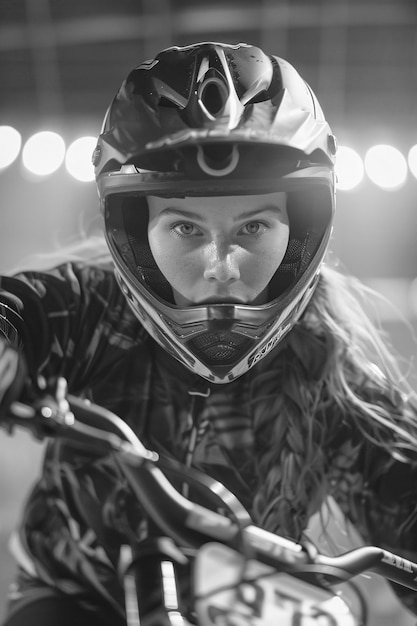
[65,136,96,182]
[335,145,364,191]
[407,144,417,180]
[0,126,22,170]
[22,131,66,176]
[364,144,408,190]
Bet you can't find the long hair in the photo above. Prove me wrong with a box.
[249,263,417,538]
[2,233,112,276]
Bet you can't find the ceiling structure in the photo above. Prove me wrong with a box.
[1,0,417,140]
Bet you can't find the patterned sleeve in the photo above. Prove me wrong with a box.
[0,262,143,392]
[0,291,27,348]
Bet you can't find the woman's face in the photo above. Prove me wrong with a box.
[147,193,290,307]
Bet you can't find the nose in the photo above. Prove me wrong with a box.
[203,240,240,283]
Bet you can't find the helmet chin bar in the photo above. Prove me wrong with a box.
[112,257,319,384]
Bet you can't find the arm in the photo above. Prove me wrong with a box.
[0,263,137,389]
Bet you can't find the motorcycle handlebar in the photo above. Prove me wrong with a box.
[6,384,417,593]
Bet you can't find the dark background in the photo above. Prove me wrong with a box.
[1,1,417,623]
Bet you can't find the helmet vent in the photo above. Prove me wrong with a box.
[189,331,251,365]
[198,77,228,119]
[197,144,239,177]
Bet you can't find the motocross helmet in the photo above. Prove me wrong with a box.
[94,42,336,384]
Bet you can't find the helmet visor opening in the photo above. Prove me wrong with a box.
[105,178,332,309]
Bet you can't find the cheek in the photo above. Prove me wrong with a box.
[148,231,175,278]
[161,257,196,286]
[148,233,197,291]
[249,227,289,284]
[246,253,279,287]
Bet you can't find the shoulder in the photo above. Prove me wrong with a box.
[1,262,119,304]
[1,261,149,344]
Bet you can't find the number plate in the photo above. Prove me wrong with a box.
[194,543,356,626]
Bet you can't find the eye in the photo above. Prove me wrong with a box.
[241,221,267,235]
[172,222,199,237]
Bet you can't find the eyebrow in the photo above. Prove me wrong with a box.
[157,205,284,222]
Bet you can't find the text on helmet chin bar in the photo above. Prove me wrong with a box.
[249,323,291,367]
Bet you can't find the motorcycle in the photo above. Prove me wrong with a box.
[4,377,417,626]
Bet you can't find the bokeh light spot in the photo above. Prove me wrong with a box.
[407,144,417,180]
[364,144,407,190]
[65,136,96,182]
[22,131,66,176]
[335,145,364,191]
[0,126,22,169]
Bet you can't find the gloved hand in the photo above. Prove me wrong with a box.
[0,336,27,420]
